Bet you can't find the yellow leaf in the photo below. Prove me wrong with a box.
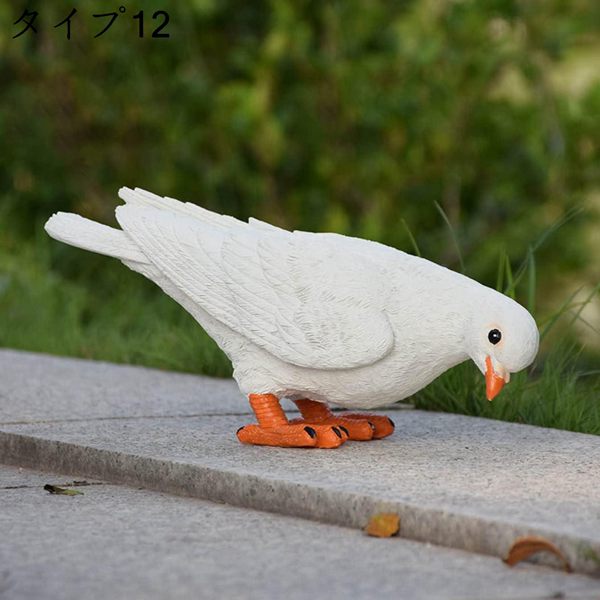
[364,513,400,538]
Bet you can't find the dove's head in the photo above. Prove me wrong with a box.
[465,290,539,400]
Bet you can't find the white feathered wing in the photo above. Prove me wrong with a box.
[113,191,395,371]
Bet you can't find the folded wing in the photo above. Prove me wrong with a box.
[115,201,394,370]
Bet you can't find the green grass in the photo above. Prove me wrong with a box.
[1,212,598,435]
[410,345,600,435]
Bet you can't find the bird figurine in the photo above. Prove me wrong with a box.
[45,188,539,449]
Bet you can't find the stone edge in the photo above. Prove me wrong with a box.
[2,430,600,576]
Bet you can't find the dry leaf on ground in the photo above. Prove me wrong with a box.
[44,484,84,496]
[364,513,400,538]
[504,535,571,572]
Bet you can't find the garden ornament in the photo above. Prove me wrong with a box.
[45,188,540,448]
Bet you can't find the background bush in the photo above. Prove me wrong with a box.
[1,0,598,379]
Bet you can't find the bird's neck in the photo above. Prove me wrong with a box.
[385,262,475,366]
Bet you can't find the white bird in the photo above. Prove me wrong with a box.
[45,187,539,448]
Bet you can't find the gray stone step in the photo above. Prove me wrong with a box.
[2,464,599,600]
[1,349,599,577]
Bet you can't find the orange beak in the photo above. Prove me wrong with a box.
[485,355,506,401]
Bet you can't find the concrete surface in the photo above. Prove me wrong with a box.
[0,349,243,422]
[1,350,600,578]
[1,464,599,600]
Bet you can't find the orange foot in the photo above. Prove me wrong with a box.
[237,422,346,448]
[341,413,395,439]
[236,394,347,449]
[292,399,395,441]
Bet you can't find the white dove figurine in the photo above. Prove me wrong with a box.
[45,188,539,448]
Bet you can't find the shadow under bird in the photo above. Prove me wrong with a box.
[45,188,540,448]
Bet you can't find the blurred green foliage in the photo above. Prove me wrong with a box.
[1,0,599,380]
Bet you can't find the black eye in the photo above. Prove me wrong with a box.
[488,329,502,344]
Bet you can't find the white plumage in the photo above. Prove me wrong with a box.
[45,187,539,410]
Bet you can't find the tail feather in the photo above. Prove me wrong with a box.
[44,212,147,263]
[118,186,250,233]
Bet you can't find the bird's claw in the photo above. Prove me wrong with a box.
[237,422,347,448]
[289,415,375,441]
[340,413,395,439]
